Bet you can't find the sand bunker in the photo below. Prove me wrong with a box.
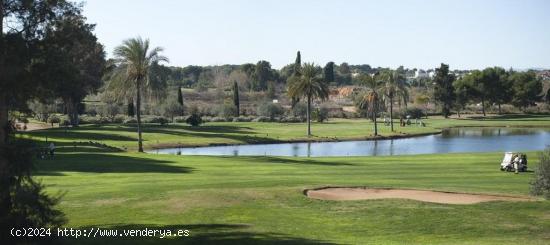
[305,187,533,204]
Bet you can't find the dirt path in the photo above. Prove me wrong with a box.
[306,187,534,204]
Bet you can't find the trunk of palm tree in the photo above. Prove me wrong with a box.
[306,94,311,137]
[373,106,378,136]
[481,97,486,117]
[136,78,144,152]
[389,96,394,132]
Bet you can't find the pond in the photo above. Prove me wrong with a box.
[149,128,550,157]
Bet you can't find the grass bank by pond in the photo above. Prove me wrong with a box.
[23,115,550,151]
[38,149,549,244]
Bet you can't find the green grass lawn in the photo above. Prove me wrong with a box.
[38,149,550,244]
[23,115,550,151]
[22,115,550,244]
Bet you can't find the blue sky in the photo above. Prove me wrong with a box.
[82,0,550,70]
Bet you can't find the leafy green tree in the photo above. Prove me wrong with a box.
[107,37,169,152]
[453,75,476,117]
[546,88,550,103]
[1,0,80,239]
[337,62,352,85]
[357,73,381,135]
[484,67,510,114]
[509,71,542,111]
[233,81,240,116]
[324,62,335,84]
[42,12,106,126]
[287,63,329,136]
[251,60,273,91]
[161,98,184,122]
[433,63,456,118]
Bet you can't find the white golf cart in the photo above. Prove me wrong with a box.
[500,152,528,173]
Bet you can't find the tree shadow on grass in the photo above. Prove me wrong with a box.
[34,153,192,175]
[67,223,336,245]
[230,156,357,166]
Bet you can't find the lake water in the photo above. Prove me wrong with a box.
[149,128,550,157]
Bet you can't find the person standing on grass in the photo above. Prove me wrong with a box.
[49,142,56,158]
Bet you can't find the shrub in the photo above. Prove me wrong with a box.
[290,102,307,120]
[531,147,550,199]
[232,116,253,122]
[113,115,126,124]
[312,106,329,123]
[123,117,137,124]
[144,116,169,125]
[257,102,284,120]
[60,115,71,127]
[47,115,60,126]
[186,114,203,126]
[210,117,227,122]
[79,115,100,124]
[279,116,302,123]
[217,104,238,119]
[174,116,187,123]
[252,116,271,122]
[161,99,184,121]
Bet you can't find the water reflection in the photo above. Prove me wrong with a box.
[150,128,550,157]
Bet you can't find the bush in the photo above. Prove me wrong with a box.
[252,116,271,122]
[79,115,101,124]
[232,116,254,122]
[257,102,284,120]
[99,103,121,121]
[161,99,184,121]
[60,115,71,127]
[47,115,60,126]
[217,104,238,119]
[186,114,203,126]
[174,116,187,123]
[531,147,550,199]
[113,115,126,124]
[144,116,169,125]
[312,106,329,122]
[123,117,137,124]
[210,117,227,122]
[290,102,307,120]
[279,116,303,123]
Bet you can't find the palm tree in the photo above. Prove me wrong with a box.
[380,71,408,132]
[357,73,381,136]
[108,37,168,152]
[287,63,329,137]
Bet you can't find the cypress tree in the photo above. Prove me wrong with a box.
[177,86,184,116]
[233,81,240,116]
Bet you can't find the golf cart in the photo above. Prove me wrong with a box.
[500,152,527,173]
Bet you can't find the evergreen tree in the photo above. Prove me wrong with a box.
[233,81,240,117]
[177,86,184,116]
[324,62,335,84]
[433,63,456,118]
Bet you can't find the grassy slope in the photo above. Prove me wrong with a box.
[27,115,550,244]
[38,150,550,244]
[24,115,550,151]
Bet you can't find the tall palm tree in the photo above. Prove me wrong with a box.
[357,73,381,136]
[108,37,168,152]
[380,71,408,132]
[288,63,329,137]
